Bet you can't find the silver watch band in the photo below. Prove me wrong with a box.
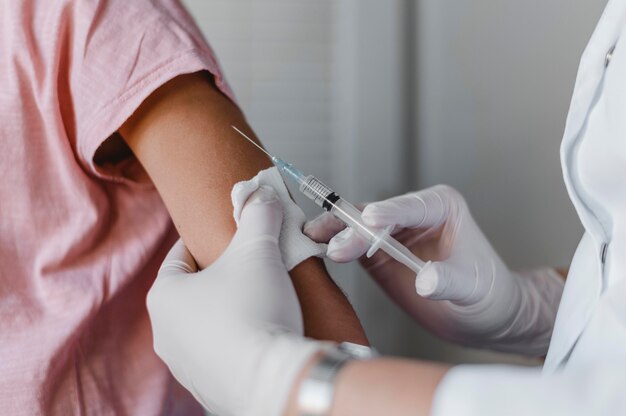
[297,343,378,416]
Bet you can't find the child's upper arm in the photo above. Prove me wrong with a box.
[119,72,270,267]
[118,72,368,344]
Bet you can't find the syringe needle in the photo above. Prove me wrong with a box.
[231,125,275,159]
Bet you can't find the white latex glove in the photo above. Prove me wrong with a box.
[147,186,325,416]
[304,185,564,355]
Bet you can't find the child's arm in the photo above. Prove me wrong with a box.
[118,72,367,344]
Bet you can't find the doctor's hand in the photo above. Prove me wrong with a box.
[305,185,563,355]
[147,186,325,416]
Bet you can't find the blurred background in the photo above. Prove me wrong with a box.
[182,0,605,364]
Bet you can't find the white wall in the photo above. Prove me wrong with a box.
[412,0,607,362]
[415,0,607,268]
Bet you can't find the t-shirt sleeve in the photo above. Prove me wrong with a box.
[68,0,236,181]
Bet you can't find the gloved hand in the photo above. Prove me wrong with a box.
[305,185,564,355]
[147,186,326,416]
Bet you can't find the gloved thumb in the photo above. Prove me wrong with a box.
[158,239,198,275]
[416,260,477,303]
[326,227,371,262]
[231,185,284,248]
[148,239,198,320]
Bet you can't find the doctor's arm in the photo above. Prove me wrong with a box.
[284,356,449,416]
[118,71,367,344]
[305,186,565,355]
[283,356,625,415]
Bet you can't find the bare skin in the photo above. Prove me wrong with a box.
[114,71,367,344]
[284,354,450,416]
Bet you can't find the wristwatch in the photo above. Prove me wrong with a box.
[297,342,378,416]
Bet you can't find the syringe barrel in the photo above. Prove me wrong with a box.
[329,199,377,242]
[329,199,425,273]
[296,174,424,274]
[298,175,336,209]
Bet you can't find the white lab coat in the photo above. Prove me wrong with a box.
[432,0,626,414]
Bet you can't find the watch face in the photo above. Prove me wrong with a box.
[338,342,378,359]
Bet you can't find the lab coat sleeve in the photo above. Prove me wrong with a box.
[431,364,626,415]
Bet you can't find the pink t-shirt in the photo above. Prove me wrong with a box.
[0,0,235,414]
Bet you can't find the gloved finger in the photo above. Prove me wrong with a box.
[415,260,477,303]
[361,185,461,230]
[230,185,284,249]
[231,179,260,226]
[149,239,198,314]
[303,212,347,243]
[326,227,371,263]
[158,239,198,276]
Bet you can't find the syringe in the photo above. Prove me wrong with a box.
[232,126,425,274]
